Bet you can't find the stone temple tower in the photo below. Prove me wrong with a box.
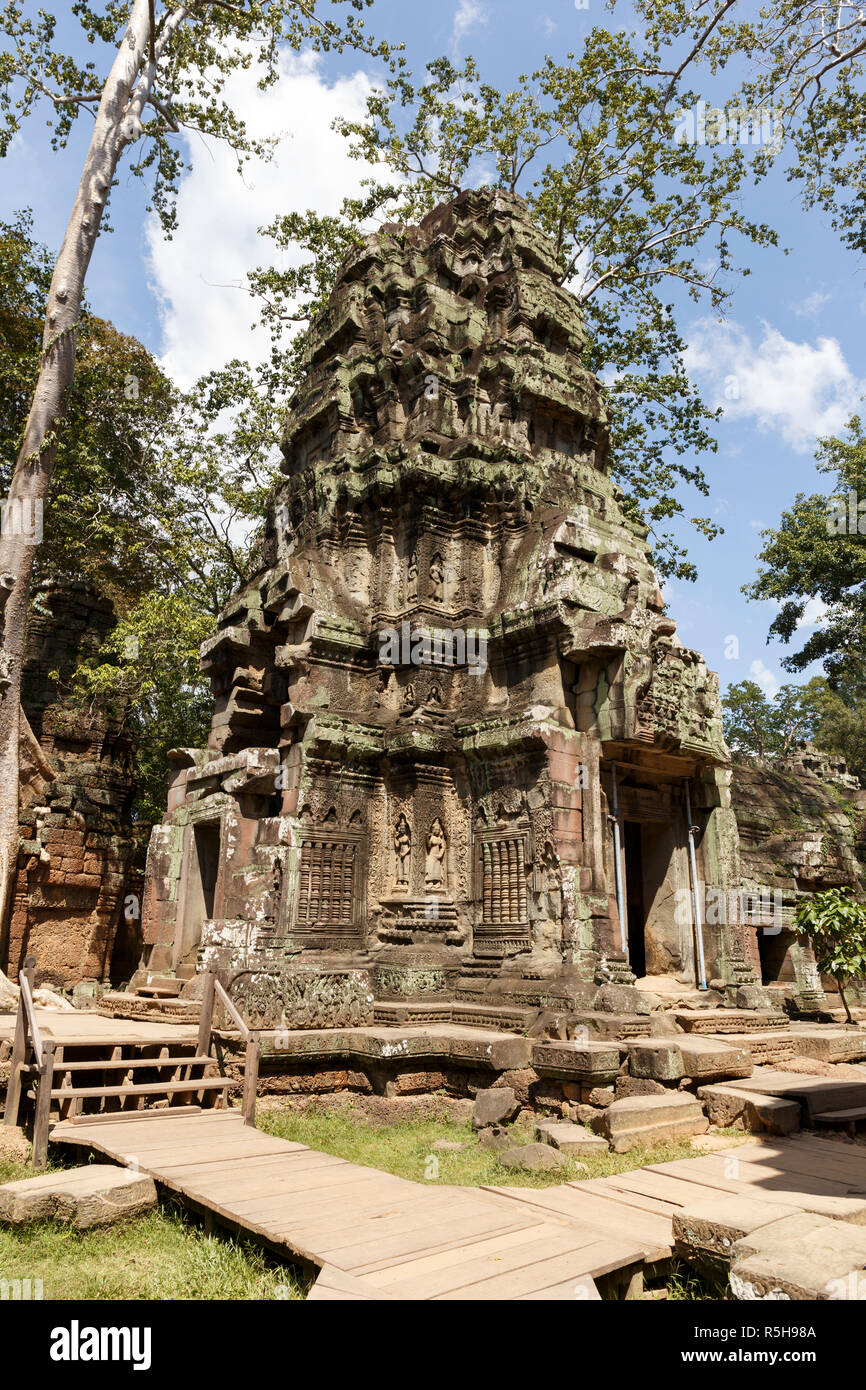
[139,188,759,1030]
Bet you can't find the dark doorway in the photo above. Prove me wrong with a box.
[194,823,220,920]
[623,820,646,978]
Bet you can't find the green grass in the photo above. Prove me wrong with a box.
[258,1103,708,1188]
[0,1155,308,1300]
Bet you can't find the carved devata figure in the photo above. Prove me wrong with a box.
[394,813,411,886]
[429,553,444,603]
[425,818,447,891]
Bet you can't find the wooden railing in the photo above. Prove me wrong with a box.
[197,967,261,1127]
[3,955,56,1164]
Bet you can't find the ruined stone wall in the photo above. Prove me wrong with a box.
[4,584,139,989]
[731,744,866,1010]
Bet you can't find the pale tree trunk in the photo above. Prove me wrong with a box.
[0,0,155,966]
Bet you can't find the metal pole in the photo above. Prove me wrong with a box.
[685,780,708,990]
[611,762,627,954]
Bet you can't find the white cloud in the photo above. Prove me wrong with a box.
[749,658,779,699]
[451,0,489,53]
[684,318,865,452]
[793,290,830,318]
[543,17,557,35]
[796,596,829,629]
[146,49,381,390]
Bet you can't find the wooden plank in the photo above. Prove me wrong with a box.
[197,969,215,1057]
[308,1266,396,1302]
[485,1184,672,1260]
[651,1153,857,1197]
[136,1141,310,1171]
[49,1078,232,1099]
[3,958,33,1129]
[435,1238,640,1301]
[58,1106,205,1127]
[640,1157,866,1220]
[518,1274,600,1301]
[58,1055,213,1072]
[361,1221,579,1289]
[369,1226,598,1300]
[241,1037,260,1126]
[32,1039,56,1166]
[324,1213,536,1274]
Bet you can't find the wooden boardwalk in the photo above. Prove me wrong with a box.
[0,1009,198,1049]
[48,1109,866,1300]
[51,1111,645,1301]
[488,1134,866,1248]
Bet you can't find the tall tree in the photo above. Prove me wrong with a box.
[745,420,866,694]
[0,0,396,951]
[246,35,777,581]
[1,210,288,822]
[722,678,821,759]
[632,0,866,253]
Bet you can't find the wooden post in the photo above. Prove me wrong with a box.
[197,967,215,1058]
[3,956,35,1128]
[31,1038,55,1167]
[241,1037,260,1127]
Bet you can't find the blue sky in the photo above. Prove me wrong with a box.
[2,0,862,703]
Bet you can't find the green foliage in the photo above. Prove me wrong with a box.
[721,678,822,759]
[794,886,866,1021]
[68,594,215,823]
[745,419,866,694]
[0,213,283,821]
[249,33,779,579]
[0,1,399,235]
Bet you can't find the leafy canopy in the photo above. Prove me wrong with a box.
[248,33,778,579]
[745,419,866,694]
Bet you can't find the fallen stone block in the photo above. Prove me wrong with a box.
[674,1195,803,1267]
[676,1009,788,1035]
[729,1209,866,1299]
[733,1210,866,1264]
[472,1086,519,1130]
[627,1040,684,1082]
[678,1037,753,1083]
[536,1119,609,1156]
[0,1166,157,1229]
[497,1143,569,1173]
[708,1031,795,1066]
[709,1070,866,1121]
[788,1026,866,1065]
[697,1084,801,1134]
[530,1040,622,1084]
[731,1251,866,1301]
[595,1092,707,1153]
